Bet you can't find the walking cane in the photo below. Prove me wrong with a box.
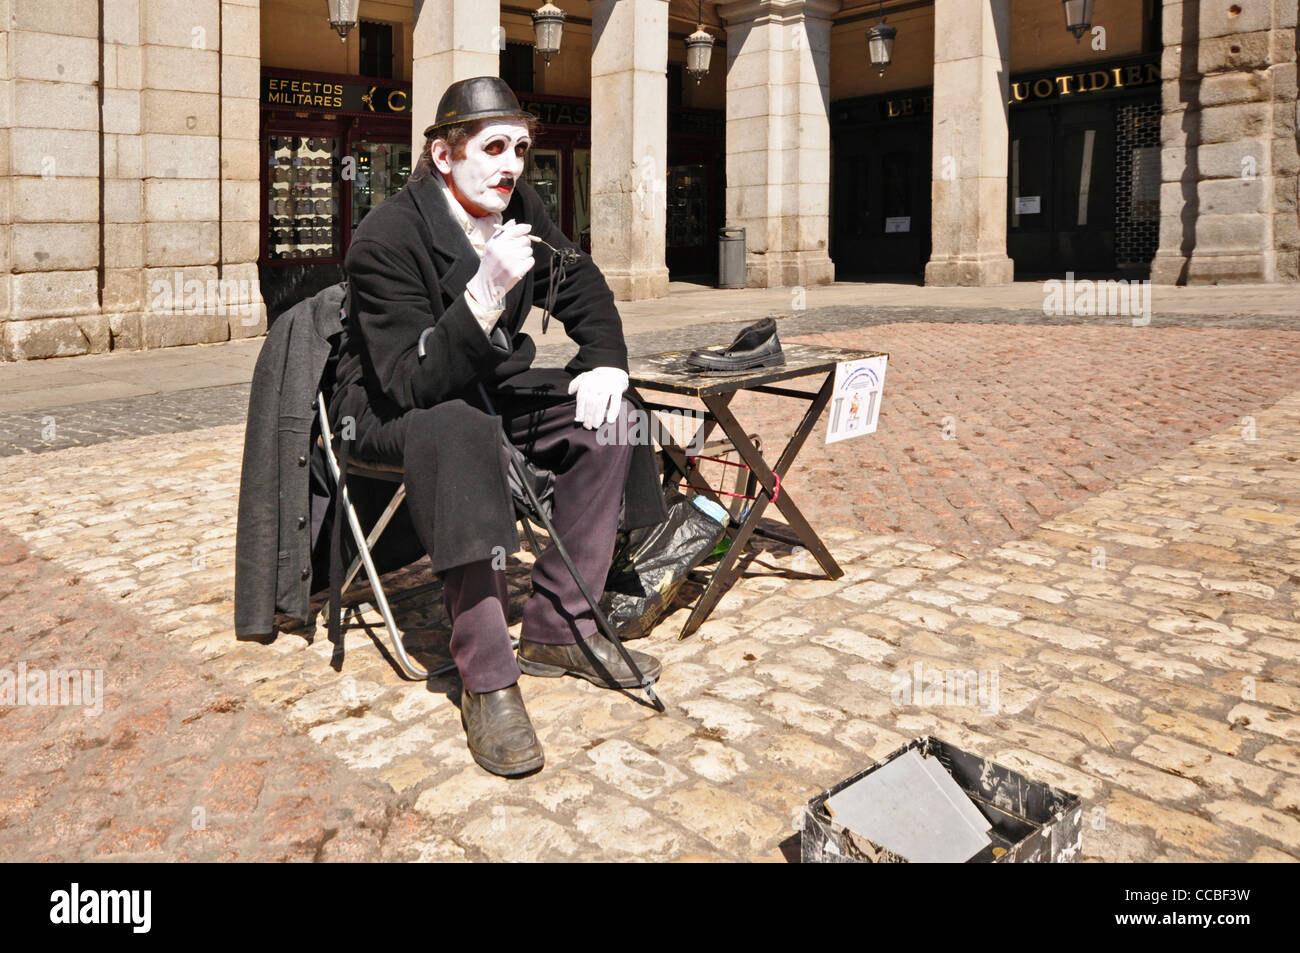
[479,383,665,713]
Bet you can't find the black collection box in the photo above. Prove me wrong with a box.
[802,735,1083,863]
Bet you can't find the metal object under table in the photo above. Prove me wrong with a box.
[628,342,886,640]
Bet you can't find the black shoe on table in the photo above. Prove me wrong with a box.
[685,316,786,372]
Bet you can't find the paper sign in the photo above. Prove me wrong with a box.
[884,216,911,233]
[1015,195,1041,215]
[826,354,887,444]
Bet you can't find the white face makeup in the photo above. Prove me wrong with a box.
[434,121,532,218]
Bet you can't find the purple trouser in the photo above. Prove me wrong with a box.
[441,397,635,693]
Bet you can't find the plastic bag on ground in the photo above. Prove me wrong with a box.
[601,492,728,640]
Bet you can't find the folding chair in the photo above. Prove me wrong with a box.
[315,391,663,710]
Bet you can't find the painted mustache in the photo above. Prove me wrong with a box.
[493,176,516,190]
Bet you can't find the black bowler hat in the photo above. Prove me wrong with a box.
[423,76,531,138]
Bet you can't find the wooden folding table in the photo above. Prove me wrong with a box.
[628,342,885,639]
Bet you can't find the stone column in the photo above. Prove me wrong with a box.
[136,0,247,348]
[590,0,670,300]
[1,1,105,359]
[411,0,502,158]
[102,0,146,352]
[924,0,1014,287]
[719,0,838,289]
[218,0,266,337]
[1151,0,1299,284]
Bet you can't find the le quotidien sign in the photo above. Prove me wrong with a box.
[878,59,1161,119]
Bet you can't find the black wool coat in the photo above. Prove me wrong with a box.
[329,173,667,573]
[234,282,347,637]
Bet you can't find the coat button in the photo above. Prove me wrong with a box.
[298,516,307,529]
[300,568,310,580]
[298,455,308,467]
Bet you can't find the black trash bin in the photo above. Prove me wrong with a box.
[718,226,746,289]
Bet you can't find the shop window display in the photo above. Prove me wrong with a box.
[266,135,340,261]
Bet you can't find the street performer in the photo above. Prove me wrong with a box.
[329,76,666,777]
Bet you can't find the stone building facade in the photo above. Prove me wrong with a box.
[1152,0,1299,284]
[0,0,1296,361]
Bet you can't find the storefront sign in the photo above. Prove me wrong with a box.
[518,97,590,127]
[834,58,1159,127]
[1008,60,1160,105]
[884,95,933,119]
[262,74,410,115]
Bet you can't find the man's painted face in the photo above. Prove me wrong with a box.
[438,121,531,218]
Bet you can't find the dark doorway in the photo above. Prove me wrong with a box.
[666,109,725,282]
[1008,99,1121,277]
[830,117,931,280]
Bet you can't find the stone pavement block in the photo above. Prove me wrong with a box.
[1255,745,1300,776]
[809,626,895,662]
[1078,750,1205,802]
[578,738,687,800]
[1130,734,1278,797]
[1099,790,1238,860]
[572,795,703,860]
[761,692,844,735]
[1125,674,1231,714]
[1227,704,1300,744]
[458,806,579,862]
[684,739,751,783]
[654,783,785,858]
[677,697,765,741]
[1034,696,1147,750]
[749,662,822,693]
[1272,778,1300,814]
[1113,646,1208,681]
[1140,707,1246,755]
[1204,800,1300,851]
[1249,847,1300,862]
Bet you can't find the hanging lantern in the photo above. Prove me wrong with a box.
[1062,0,1096,42]
[684,2,714,86]
[533,2,566,66]
[325,0,360,41]
[685,26,714,84]
[866,21,897,77]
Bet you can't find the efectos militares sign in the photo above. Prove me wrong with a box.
[261,74,410,115]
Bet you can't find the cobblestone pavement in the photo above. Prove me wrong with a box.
[0,530,436,861]
[0,383,252,458]
[0,319,1297,861]
[3,301,1298,456]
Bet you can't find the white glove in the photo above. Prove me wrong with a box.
[466,220,534,310]
[568,367,629,429]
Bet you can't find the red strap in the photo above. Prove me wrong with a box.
[680,457,781,503]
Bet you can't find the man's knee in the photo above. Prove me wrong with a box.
[592,398,641,449]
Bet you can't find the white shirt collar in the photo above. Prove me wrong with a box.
[436,170,502,257]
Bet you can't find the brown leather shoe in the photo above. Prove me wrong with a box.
[517,634,662,689]
[460,684,544,777]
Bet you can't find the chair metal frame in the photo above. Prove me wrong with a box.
[316,391,459,679]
